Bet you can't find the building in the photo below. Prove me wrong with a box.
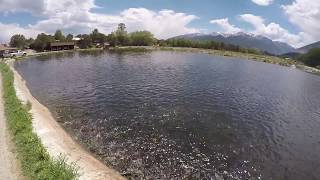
[50,42,75,51]
[103,42,111,49]
[0,44,17,57]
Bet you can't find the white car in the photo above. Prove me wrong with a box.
[2,50,27,58]
[10,50,27,57]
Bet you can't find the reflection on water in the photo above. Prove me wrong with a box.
[15,50,320,179]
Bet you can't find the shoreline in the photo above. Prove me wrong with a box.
[7,60,125,180]
[7,46,320,75]
[139,46,320,74]
[18,46,320,75]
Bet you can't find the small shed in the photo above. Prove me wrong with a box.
[50,42,75,51]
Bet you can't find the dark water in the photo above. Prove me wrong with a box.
[15,51,320,179]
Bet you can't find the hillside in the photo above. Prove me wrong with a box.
[297,41,320,53]
[171,32,296,55]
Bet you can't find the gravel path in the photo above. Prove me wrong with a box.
[0,74,23,180]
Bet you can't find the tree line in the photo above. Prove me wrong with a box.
[161,38,261,54]
[9,23,156,52]
[9,23,261,55]
[299,48,320,68]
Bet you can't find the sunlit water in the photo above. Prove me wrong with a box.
[15,51,320,179]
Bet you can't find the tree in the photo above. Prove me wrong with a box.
[10,34,26,49]
[31,33,55,52]
[106,32,118,47]
[157,39,167,46]
[118,23,126,32]
[25,38,35,48]
[115,23,129,45]
[90,29,107,44]
[78,34,92,49]
[300,48,320,67]
[66,34,74,41]
[54,30,65,41]
[129,31,155,46]
[91,29,99,43]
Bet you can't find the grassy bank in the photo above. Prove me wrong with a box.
[107,46,301,67]
[157,46,301,67]
[0,62,78,180]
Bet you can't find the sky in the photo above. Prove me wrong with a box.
[0,0,319,48]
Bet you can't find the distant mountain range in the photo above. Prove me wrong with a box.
[170,32,296,55]
[297,41,320,54]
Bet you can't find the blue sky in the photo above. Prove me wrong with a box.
[94,0,297,33]
[0,0,319,47]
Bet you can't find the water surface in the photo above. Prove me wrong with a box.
[15,51,320,179]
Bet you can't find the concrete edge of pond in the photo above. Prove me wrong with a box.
[7,60,125,180]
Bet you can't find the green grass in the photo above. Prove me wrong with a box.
[156,46,301,67]
[0,62,79,180]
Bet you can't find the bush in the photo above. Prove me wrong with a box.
[129,31,155,46]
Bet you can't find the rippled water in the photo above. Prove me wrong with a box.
[15,50,320,179]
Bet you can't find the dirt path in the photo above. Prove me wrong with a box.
[0,74,23,180]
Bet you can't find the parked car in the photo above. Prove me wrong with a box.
[1,50,12,58]
[10,50,27,57]
[2,50,27,58]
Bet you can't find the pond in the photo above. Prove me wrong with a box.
[15,50,320,179]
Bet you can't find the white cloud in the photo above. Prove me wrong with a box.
[210,18,242,33]
[251,0,273,6]
[209,13,312,47]
[282,0,320,45]
[0,23,43,43]
[239,14,264,29]
[0,0,200,42]
[239,14,311,47]
[0,0,96,15]
[30,8,199,39]
[117,8,199,39]
[0,0,45,15]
